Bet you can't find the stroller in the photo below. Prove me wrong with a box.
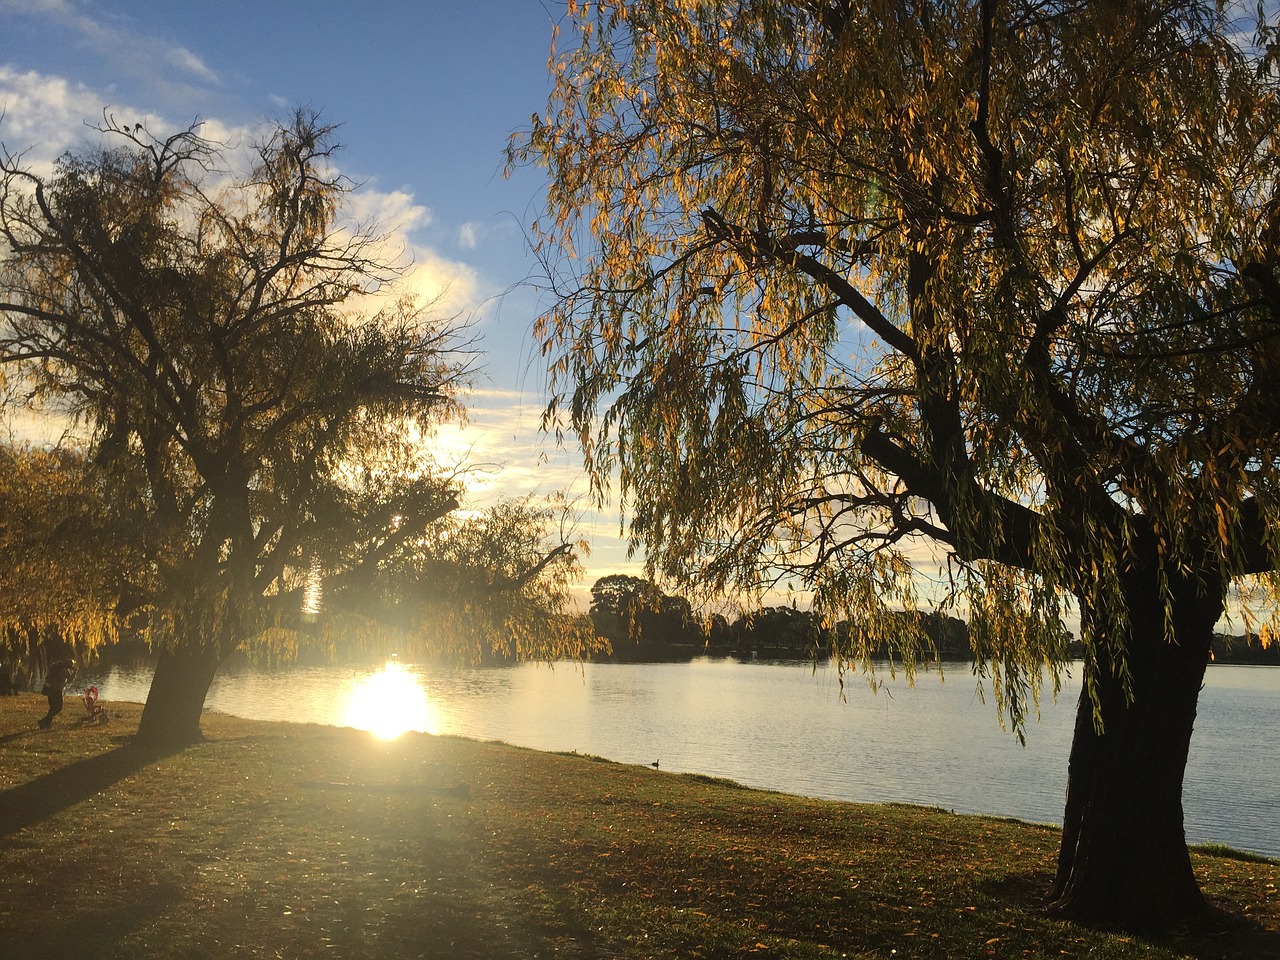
[80,686,109,725]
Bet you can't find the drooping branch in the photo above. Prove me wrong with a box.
[700,207,919,359]
[487,541,577,596]
[861,423,1039,570]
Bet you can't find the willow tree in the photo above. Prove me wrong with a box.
[516,0,1280,928]
[320,495,599,666]
[0,111,481,746]
[0,444,140,673]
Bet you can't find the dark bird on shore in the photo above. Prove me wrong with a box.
[650,760,659,769]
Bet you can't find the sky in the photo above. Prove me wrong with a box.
[0,0,642,601]
[8,2,1269,632]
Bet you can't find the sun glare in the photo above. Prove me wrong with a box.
[342,660,436,740]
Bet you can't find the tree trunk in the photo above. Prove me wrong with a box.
[135,646,223,747]
[1048,568,1222,930]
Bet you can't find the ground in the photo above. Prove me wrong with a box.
[0,694,1276,959]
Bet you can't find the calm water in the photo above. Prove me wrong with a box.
[81,657,1280,859]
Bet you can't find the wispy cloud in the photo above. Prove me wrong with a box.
[161,45,218,85]
[433,393,575,497]
[422,388,640,594]
[1,0,218,85]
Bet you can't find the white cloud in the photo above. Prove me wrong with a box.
[398,248,480,317]
[459,221,481,249]
[341,188,484,317]
[346,187,432,237]
[0,74,480,327]
[0,66,122,163]
[0,66,247,177]
[1,0,218,86]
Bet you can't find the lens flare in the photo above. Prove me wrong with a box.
[342,660,435,740]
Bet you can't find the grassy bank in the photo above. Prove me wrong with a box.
[1,695,1276,959]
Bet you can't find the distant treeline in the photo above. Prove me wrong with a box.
[4,576,1273,686]
[587,574,1001,663]
[1210,632,1280,665]
[588,575,1278,666]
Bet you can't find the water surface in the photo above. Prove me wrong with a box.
[82,657,1280,859]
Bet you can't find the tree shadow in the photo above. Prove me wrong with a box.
[978,873,1280,960]
[0,739,180,838]
[1174,906,1280,960]
[3,881,185,960]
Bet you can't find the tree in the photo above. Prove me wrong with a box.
[0,110,540,745]
[0,443,139,682]
[324,496,601,665]
[515,0,1280,928]
[589,573,698,657]
[732,605,818,657]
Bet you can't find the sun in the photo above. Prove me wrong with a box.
[342,660,437,740]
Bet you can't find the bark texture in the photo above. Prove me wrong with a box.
[1048,567,1221,929]
[135,647,223,747]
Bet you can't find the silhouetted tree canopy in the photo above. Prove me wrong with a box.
[0,111,592,744]
[589,573,699,658]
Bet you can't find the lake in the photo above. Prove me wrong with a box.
[80,657,1280,859]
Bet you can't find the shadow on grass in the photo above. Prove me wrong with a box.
[3,881,185,960]
[0,739,180,837]
[978,872,1280,960]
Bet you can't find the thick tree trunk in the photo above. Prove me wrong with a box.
[135,647,223,747]
[1048,569,1221,930]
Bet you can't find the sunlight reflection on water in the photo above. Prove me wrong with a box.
[341,659,437,740]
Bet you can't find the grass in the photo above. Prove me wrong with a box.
[1,694,1277,960]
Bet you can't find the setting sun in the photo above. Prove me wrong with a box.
[342,660,436,740]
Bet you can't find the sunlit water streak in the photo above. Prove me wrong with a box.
[80,657,1280,859]
[341,659,437,739]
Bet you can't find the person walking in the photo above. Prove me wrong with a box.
[38,658,77,729]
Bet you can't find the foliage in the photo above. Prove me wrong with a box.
[588,573,699,655]
[584,573,981,660]
[515,0,1280,924]
[1209,630,1280,665]
[0,111,590,694]
[0,443,137,654]
[589,573,667,623]
[514,0,1280,721]
[731,604,822,656]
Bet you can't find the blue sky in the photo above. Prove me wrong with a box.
[0,0,640,599]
